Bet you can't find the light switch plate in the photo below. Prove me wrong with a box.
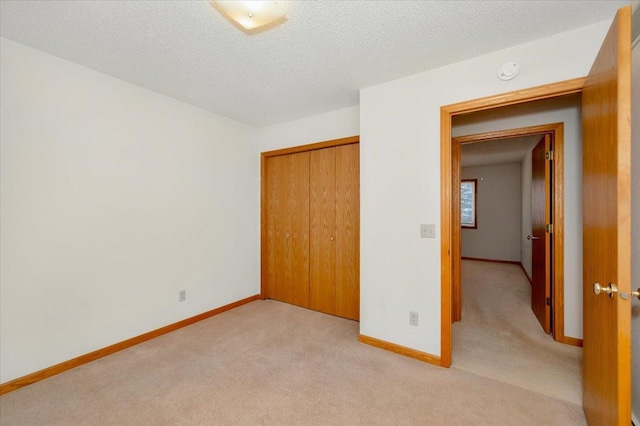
[420,224,436,238]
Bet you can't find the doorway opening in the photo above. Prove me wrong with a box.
[450,123,569,343]
[441,89,587,408]
[438,77,585,367]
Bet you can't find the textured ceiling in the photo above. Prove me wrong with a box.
[461,135,542,168]
[0,1,629,127]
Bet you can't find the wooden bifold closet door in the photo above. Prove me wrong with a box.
[263,141,359,321]
[265,152,310,307]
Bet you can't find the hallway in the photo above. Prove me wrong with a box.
[452,260,582,405]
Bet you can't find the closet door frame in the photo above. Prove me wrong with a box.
[260,135,360,301]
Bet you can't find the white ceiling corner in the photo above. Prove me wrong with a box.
[0,1,628,127]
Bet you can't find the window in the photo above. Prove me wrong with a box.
[461,179,477,228]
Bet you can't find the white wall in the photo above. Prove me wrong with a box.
[255,105,360,152]
[359,21,609,355]
[461,163,522,262]
[0,38,260,383]
[631,33,640,425]
[452,95,583,339]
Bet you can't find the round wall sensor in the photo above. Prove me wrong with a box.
[498,61,520,81]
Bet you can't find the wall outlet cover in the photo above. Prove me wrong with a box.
[420,224,436,238]
[409,311,419,326]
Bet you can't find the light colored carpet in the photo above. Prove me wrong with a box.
[452,260,583,406]
[0,299,585,425]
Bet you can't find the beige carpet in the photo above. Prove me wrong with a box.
[452,260,583,406]
[1,299,585,425]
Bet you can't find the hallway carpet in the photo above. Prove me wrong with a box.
[1,298,585,425]
[452,260,583,405]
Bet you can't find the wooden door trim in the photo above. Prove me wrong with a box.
[261,135,359,158]
[260,135,360,300]
[443,77,585,116]
[440,78,584,367]
[454,123,569,144]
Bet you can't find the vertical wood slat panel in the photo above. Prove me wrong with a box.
[310,148,336,314]
[291,152,311,307]
[265,155,279,301]
[335,144,360,320]
[265,153,310,307]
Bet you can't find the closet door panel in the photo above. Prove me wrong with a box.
[265,152,310,307]
[335,144,360,320]
[265,155,281,301]
[310,148,336,315]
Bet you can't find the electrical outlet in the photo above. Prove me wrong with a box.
[420,224,436,238]
[409,311,419,326]
[179,290,186,302]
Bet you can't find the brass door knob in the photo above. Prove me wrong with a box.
[593,282,618,299]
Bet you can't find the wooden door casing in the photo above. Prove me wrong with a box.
[582,5,632,425]
[451,123,566,333]
[531,134,551,333]
[265,152,310,308]
[452,140,462,322]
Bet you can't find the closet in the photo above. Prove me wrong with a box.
[261,137,359,321]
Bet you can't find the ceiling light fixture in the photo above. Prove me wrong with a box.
[211,1,290,34]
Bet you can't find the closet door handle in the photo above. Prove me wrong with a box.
[527,235,541,240]
[330,237,335,241]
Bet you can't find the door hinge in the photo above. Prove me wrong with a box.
[546,297,551,306]
[545,150,553,161]
[546,224,553,234]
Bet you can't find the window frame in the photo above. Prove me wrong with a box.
[460,179,477,229]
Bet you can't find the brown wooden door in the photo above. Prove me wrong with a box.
[530,134,551,333]
[265,152,310,307]
[264,141,359,320]
[335,144,360,320]
[582,5,632,425]
[309,144,360,320]
[310,148,337,314]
